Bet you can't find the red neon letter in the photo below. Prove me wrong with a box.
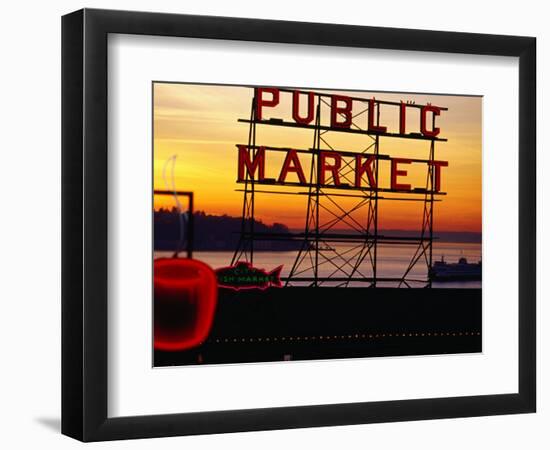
[330,95,353,128]
[255,87,280,121]
[278,150,306,184]
[292,90,315,125]
[237,145,265,181]
[319,151,341,186]
[421,104,441,137]
[399,101,407,135]
[429,160,449,192]
[368,98,387,133]
[355,155,377,189]
[391,158,412,191]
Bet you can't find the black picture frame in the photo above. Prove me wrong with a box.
[62,8,536,442]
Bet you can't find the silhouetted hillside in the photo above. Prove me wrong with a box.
[154,210,304,252]
[155,210,481,252]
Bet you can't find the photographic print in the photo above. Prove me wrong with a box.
[153,82,482,367]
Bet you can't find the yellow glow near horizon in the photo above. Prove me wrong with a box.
[153,83,482,233]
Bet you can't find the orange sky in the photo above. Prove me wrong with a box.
[153,83,482,233]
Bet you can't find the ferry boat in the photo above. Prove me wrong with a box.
[429,256,481,281]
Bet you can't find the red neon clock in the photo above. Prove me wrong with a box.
[153,258,218,351]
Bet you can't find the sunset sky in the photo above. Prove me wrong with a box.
[153,83,482,233]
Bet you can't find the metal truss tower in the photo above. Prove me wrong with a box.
[232,88,446,288]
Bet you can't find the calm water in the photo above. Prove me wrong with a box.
[155,241,481,289]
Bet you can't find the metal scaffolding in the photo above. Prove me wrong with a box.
[232,88,447,288]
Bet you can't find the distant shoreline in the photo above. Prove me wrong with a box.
[154,210,481,252]
[309,229,482,244]
[155,239,482,253]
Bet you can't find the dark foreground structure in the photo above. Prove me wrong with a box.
[155,287,481,367]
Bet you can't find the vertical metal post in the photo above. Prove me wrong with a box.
[232,97,256,265]
[187,193,194,259]
[249,115,257,265]
[428,113,436,287]
[373,100,380,287]
[314,102,321,287]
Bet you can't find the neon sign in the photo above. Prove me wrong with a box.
[237,87,448,193]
